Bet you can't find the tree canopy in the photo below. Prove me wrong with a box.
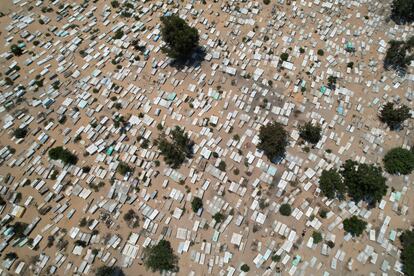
[157,126,193,168]
[299,122,322,144]
[191,197,203,212]
[384,37,414,75]
[117,162,132,176]
[379,102,411,130]
[400,229,414,276]
[13,128,27,139]
[48,146,78,165]
[160,15,199,60]
[258,122,288,162]
[144,240,178,272]
[391,0,414,24]
[95,266,125,276]
[279,203,292,216]
[341,160,387,207]
[319,169,345,199]
[343,216,367,237]
[10,44,23,56]
[383,147,414,175]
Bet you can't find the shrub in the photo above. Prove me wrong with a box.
[240,264,250,272]
[218,161,226,171]
[263,0,271,5]
[212,212,225,223]
[117,162,132,176]
[280,52,289,61]
[279,203,292,216]
[317,49,324,56]
[312,231,323,243]
[191,197,203,212]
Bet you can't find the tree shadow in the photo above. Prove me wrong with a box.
[168,47,206,70]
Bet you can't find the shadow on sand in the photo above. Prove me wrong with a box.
[168,47,206,70]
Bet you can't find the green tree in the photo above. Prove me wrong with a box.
[299,122,322,144]
[343,216,367,237]
[383,147,414,175]
[191,197,203,212]
[258,122,288,162]
[279,203,292,216]
[400,229,414,276]
[10,44,23,56]
[160,15,199,60]
[48,147,78,165]
[13,128,27,139]
[312,231,323,244]
[144,240,178,272]
[384,37,414,74]
[319,169,345,199]
[380,102,411,130]
[280,53,289,61]
[157,126,193,168]
[117,162,132,176]
[212,212,225,223]
[240,264,250,272]
[341,160,387,207]
[95,266,125,276]
[391,0,414,23]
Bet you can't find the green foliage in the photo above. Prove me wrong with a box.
[319,169,345,199]
[391,0,414,23]
[384,37,414,74]
[299,122,322,144]
[111,0,120,8]
[280,52,289,61]
[144,240,178,272]
[117,162,132,176]
[191,197,203,212]
[157,126,193,168]
[160,15,199,60]
[95,266,125,276]
[279,203,292,216]
[218,161,226,171]
[341,160,387,207]
[312,231,323,244]
[380,102,411,130]
[258,122,288,162]
[343,216,367,237]
[240,264,250,272]
[400,230,414,276]
[317,49,324,56]
[383,147,414,175]
[212,212,225,223]
[263,0,271,5]
[10,44,22,56]
[113,29,124,40]
[13,128,27,139]
[48,146,78,165]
